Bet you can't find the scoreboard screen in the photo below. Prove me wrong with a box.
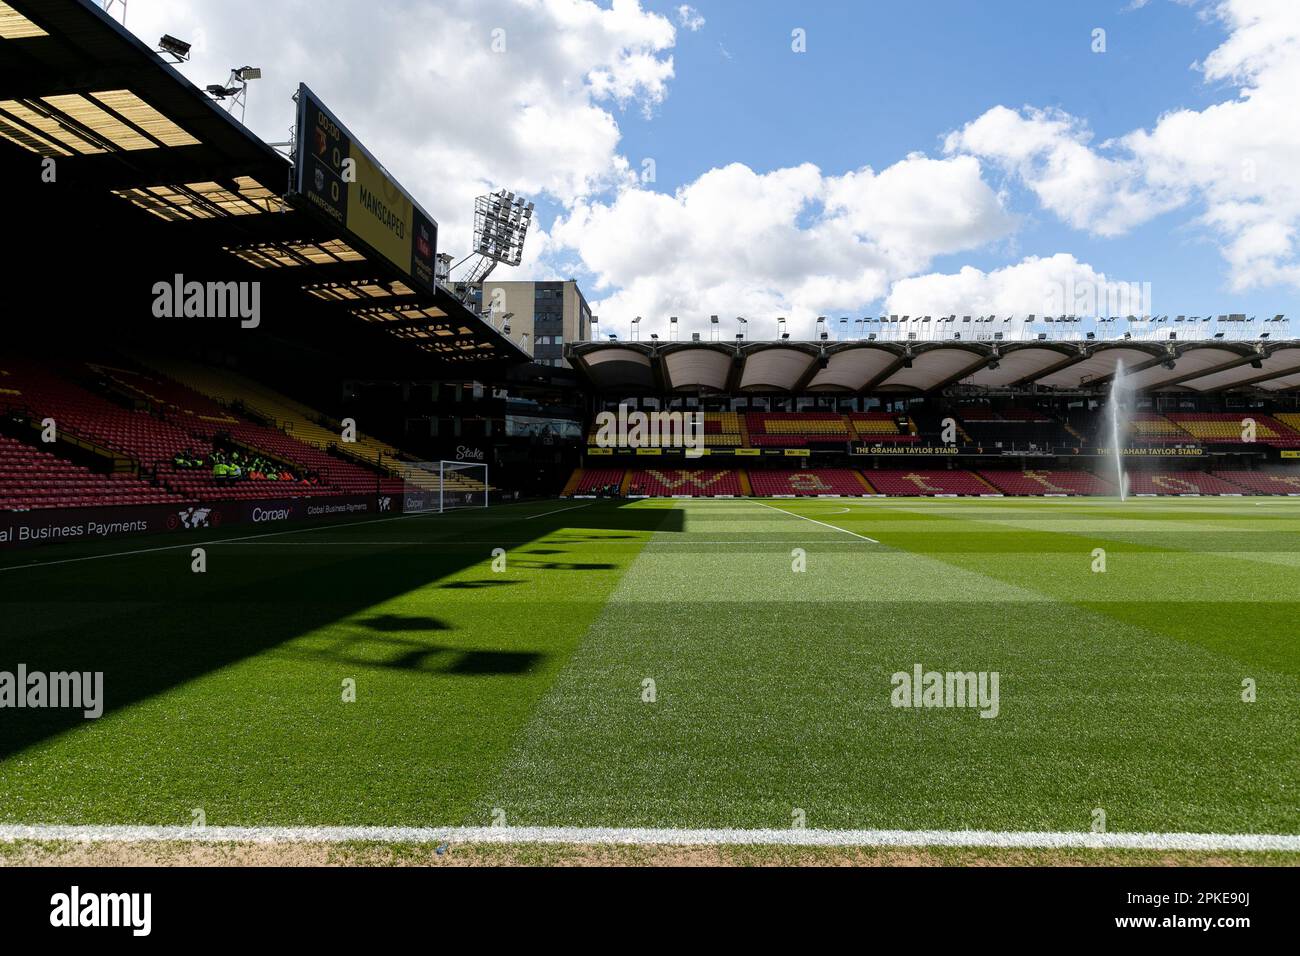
[292,84,438,294]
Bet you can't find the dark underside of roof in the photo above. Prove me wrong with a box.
[0,0,527,377]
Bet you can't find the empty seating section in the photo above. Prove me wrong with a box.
[1167,412,1300,447]
[864,470,993,496]
[958,406,1073,448]
[746,412,851,446]
[979,470,1115,496]
[574,469,625,493]
[627,469,742,496]
[848,412,917,443]
[1276,413,1300,435]
[1,357,201,469]
[88,362,241,428]
[564,464,1300,497]
[1211,470,1300,494]
[1125,471,1251,495]
[0,434,181,510]
[703,411,741,446]
[0,357,382,505]
[748,469,866,496]
[139,355,411,469]
[1121,412,1191,444]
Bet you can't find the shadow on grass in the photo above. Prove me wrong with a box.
[277,625,545,676]
[0,499,681,758]
[439,580,520,590]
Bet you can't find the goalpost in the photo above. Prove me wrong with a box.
[396,461,489,513]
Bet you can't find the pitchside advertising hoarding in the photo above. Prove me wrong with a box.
[293,84,438,294]
[0,493,399,550]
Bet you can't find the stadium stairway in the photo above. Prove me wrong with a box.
[560,468,584,496]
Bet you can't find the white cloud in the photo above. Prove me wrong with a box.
[943,106,1181,237]
[885,254,1151,317]
[946,0,1300,291]
[550,155,1015,338]
[124,0,676,258]
[675,5,705,32]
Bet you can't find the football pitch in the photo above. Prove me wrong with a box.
[1,496,1297,860]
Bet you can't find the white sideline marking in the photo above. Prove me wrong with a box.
[757,501,879,543]
[0,825,1294,851]
[523,503,592,520]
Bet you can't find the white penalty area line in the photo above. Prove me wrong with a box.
[756,501,879,543]
[0,825,1295,852]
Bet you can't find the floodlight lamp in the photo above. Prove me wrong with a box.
[236,66,261,81]
[158,34,192,60]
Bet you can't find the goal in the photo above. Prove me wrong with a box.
[396,460,489,513]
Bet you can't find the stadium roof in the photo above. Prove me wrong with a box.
[0,0,528,368]
[567,338,1300,395]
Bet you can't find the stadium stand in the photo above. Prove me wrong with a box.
[747,469,868,496]
[863,469,994,496]
[573,468,625,494]
[137,355,414,470]
[1276,412,1300,435]
[1166,412,1300,447]
[1123,412,1195,445]
[1211,469,1300,495]
[626,469,742,496]
[0,357,386,502]
[702,412,743,447]
[746,412,853,446]
[0,433,181,510]
[957,406,1076,449]
[979,469,1115,496]
[1,357,213,476]
[848,412,918,443]
[1125,471,1251,495]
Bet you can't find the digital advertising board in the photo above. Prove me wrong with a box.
[293,84,438,294]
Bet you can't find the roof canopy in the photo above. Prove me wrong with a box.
[567,339,1300,396]
[0,0,527,368]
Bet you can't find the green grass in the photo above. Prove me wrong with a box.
[1,496,1297,838]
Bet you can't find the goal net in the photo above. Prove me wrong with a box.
[397,460,489,513]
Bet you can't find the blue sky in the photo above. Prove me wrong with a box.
[547,0,1293,330]
[129,0,1299,338]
